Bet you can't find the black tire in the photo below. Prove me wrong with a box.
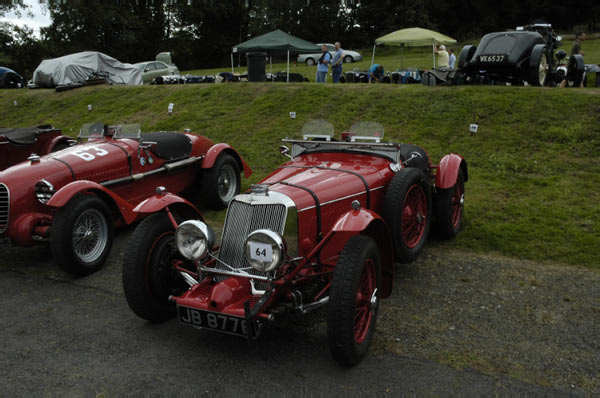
[527,45,548,86]
[305,58,316,66]
[382,168,431,263]
[50,194,113,276]
[328,235,381,367]
[343,55,353,63]
[201,153,241,210]
[434,169,465,240]
[2,72,22,88]
[567,54,585,87]
[458,45,476,69]
[122,213,189,322]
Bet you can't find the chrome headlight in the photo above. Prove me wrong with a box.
[244,229,285,272]
[35,179,55,204]
[175,220,215,261]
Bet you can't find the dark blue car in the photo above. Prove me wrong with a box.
[0,67,24,88]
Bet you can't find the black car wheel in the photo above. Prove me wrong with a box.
[458,45,477,69]
[201,153,241,210]
[567,54,585,87]
[305,58,316,66]
[382,168,431,263]
[528,45,549,86]
[343,55,353,63]
[328,235,381,367]
[50,194,113,276]
[1,72,22,88]
[122,213,190,323]
[434,169,465,239]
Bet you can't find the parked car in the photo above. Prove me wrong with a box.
[0,123,251,276]
[0,125,72,170]
[458,21,584,86]
[297,43,363,66]
[122,120,467,366]
[0,66,24,88]
[135,53,180,84]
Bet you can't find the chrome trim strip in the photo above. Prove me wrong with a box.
[200,266,270,281]
[298,185,385,212]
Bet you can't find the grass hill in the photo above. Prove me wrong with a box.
[1,83,599,267]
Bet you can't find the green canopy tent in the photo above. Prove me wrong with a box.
[232,29,320,82]
[369,27,457,81]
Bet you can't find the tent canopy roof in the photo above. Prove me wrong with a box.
[232,29,320,54]
[375,27,457,47]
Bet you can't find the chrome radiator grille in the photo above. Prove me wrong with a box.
[217,200,287,278]
[0,184,8,233]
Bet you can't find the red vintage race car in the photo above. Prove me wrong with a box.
[0,125,72,170]
[0,123,251,276]
[122,121,467,366]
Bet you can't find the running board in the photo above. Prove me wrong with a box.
[101,156,201,188]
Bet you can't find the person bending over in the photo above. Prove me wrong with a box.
[369,64,384,82]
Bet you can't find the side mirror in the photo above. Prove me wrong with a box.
[279,145,291,159]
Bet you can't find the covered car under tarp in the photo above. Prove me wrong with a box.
[30,51,143,88]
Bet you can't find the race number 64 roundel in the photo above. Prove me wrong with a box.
[249,242,273,262]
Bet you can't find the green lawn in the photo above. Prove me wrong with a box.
[184,37,600,83]
[1,84,599,267]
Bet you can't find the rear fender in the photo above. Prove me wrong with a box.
[42,134,71,154]
[202,143,252,178]
[332,209,394,298]
[47,180,137,224]
[436,154,468,189]
[133,192,203,222]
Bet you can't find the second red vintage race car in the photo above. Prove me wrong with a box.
[0,125,72,170]
[122,121,467,366]
[0,123,250,275]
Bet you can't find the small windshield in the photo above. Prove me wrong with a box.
[114,124,141,139]
[78,122,105,139]
[347,122,384,142]
[78,123,141,140]
[301,119,334,141]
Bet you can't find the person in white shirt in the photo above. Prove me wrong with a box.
[448,48,456,69]
[435,45,449,68]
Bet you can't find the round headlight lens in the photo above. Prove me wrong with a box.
[35,179,55,204]
[175,220,214,261]
[244,229,285,272]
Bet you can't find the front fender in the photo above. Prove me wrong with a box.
[436,154,468,189]
[134,192,203,222]
[332,209,394,298]
[202,143,252,178]
[47,180,137,224]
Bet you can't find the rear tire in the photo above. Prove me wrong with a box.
[567,54,585,87]
[328,235,381,367]
[51,195,113,276]
[305,58,316,66]
[383,168,431,263]
[343,55,353,63]
[434,170,465,239]
[527,45,548,86]
[201,153,241,210]
[2,72,21,88]
[458,45,476,69]
[122,213,188,323]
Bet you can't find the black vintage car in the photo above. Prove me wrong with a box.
[459,22,585,86]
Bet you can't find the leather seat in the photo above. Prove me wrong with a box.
[0,126,53,145]
[141,132,193,160]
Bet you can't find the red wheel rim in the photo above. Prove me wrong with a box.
[451,182,464,228]
[354,258,376,344]
[401,184,427,248]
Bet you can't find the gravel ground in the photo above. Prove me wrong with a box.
[0,229,598,395]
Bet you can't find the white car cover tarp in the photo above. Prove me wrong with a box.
[31,51,143,87]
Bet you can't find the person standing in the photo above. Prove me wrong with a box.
[435,45,449,68]
[448,48,456,69]
[316,44,331,83]
[560,32,586,88]
[331,42,344,83]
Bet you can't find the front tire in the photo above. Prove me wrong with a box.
[305,58,316,66]
[328,235,381,367]
[383,168,431,263]
[567,54,585,87]
[434,169,465,239]
[50,194,113,276]
[343,55,353,63]
[122,213,189,322]
[201,153,241,210]
[528,45,548,86]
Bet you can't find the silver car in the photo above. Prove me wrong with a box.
[297,43,363,66]
[135,61,180,84]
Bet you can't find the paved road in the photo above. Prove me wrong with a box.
[0,231,583,396]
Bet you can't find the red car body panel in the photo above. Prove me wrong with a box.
[202,143,252,179]
[435,153,468,189]
[0,127,70,171]
[0,131,248,248]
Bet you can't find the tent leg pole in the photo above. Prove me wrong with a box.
[231,53,234,74]
[432,43,435,68]
[287,50,290,83]
[270,56,272,75]
[369,44,376,83]
[401,45,403,69]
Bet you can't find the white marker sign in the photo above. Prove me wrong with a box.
[469,123,479,133]
[249,242,273,262]
[168,103,174,115]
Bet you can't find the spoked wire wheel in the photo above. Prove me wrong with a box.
[72,208,109,263]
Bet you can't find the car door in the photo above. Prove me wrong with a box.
[153,62,169,78]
